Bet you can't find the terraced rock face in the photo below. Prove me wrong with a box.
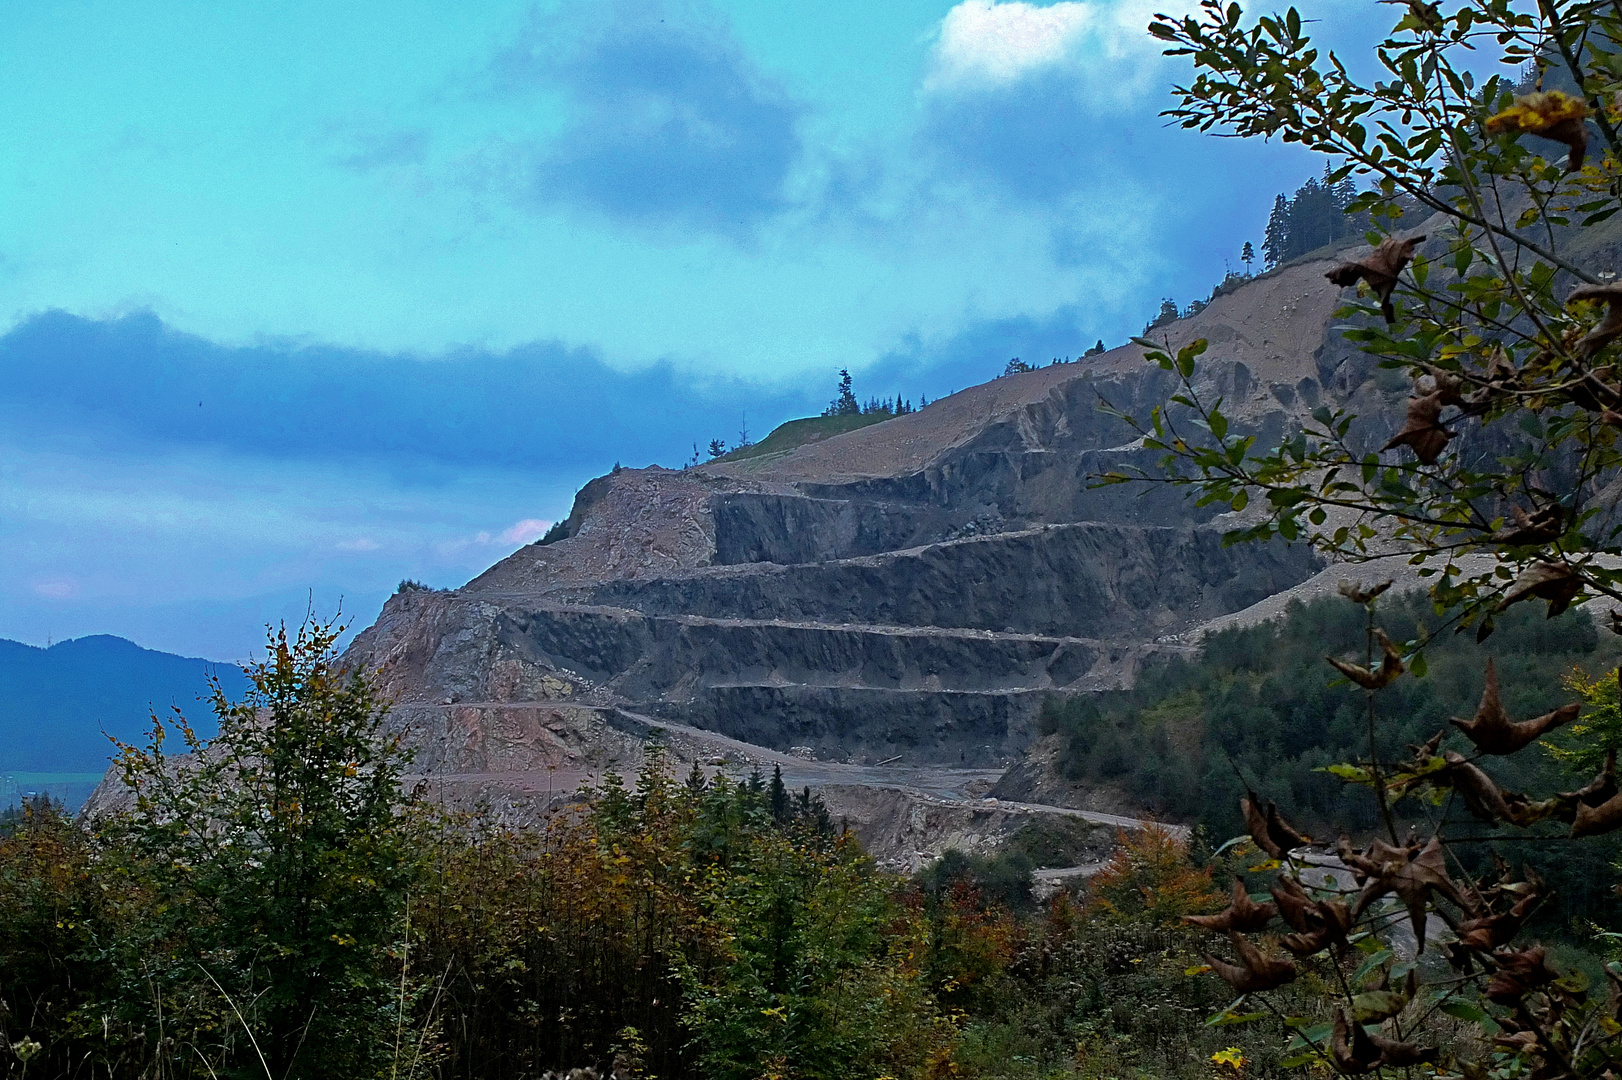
[346,258,1395,773]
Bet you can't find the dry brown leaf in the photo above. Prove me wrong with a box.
[1280,926,1334,956]
[1442,751,1518,823]
[1280,899,1354,957]
[1349,836,1469,952]
[1456,890,1539,950]
[1202,930,1296,993]
[1270,873,1315,931]
[1381,390,1452,463]
[1490,1030,1539,1053]
[1317,897,1354,938]
[1326,629,1406,689]
[1497,561,1583,617]
[1240,791,1311,859]
[1269,874,1353,957]
[1490,503,1565,546]
[1485,945,1558,1005]
[1556,749,1617,823]
[1423,366,1467,405]
[1368,1031,1439,1067]
[1325,234,1426,323]
[1336,835,1407,881]
[1451,659,1581,754]
[1330,1009,1383,1074]
[1337,578,1394,605]
[1570,281,1622,357]
[1407,728,1446,763]
[1502,793,1564,828]
[1572,787,1622,837]
[1570,367,1622,412]
[1183,877,1277,933]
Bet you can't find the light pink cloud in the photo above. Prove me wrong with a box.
[497,518,551,545]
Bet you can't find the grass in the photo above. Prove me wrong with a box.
[716,412,893,463]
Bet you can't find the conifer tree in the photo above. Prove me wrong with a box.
[823,369,860,416]
[1261,193,1290,268]
[768,764,790,824]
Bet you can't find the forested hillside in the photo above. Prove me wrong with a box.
[1041,593,1622,919]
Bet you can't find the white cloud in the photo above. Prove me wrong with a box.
[928,1,1093,88]
[31,575,80,601]
[925,0,1160,94]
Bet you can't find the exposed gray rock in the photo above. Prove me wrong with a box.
[343,258,1389,787]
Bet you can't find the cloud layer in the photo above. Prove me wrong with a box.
[0,310,811,473]
[493,1,805,234]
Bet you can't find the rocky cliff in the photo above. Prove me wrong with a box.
[346,256,1409,782]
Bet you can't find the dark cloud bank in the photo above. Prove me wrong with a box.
[0,308,1114,478]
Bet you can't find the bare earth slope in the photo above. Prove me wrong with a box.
[345,257,1411,793]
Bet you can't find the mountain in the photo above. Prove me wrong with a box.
[342,256,1406,791]
[76,250,1426,862]
[0,635,248,779]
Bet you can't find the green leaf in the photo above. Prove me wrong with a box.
[1211,834,1252,856]
[1438,1000,1487,1023]
[1289,1021,1333,1045]
[1231,489,1249,512]
[1205,1009,1267,1027]
[1176,338,1208,378]
[1352,948,1393,983]
[1351,990,1409,1022]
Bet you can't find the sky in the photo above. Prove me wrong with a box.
[0,0,1384,660]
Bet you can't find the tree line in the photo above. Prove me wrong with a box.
[0,618,1291,1080]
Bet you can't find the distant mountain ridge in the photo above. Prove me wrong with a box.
[0,635,248,775]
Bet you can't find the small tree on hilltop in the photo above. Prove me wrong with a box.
[1240,240,1255,274]
[1144,297,1181,333]
[823,369,860,416]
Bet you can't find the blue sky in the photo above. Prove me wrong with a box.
[0,0,1379,659]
